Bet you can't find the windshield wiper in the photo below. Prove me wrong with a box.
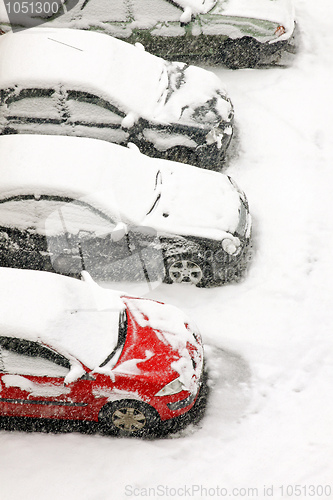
[146,193,161,216]
[154,169,162,188]
[99,310,127,367]
[146,170,162,216]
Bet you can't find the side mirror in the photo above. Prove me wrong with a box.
[121,112,138,129]
[111,222,128,242]
[180,6,192,25]
[64,363,86,386]
[80,372,95,381]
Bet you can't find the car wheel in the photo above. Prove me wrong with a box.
[98,400,161,437]
[221,37,261,69]
[165,255,210,287]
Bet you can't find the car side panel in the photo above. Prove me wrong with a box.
[0,373,103,420]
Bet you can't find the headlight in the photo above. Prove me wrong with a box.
[155,378,184,397]
[206,127,223,148]
[222,238,239,255]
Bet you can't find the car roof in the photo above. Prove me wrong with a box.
[0,27,166,118]
[0,133,243,241]
[0,268,125,370]
[171,0,216,14]
[0,134,158,225]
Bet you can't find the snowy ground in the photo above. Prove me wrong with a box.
[0,0,333,498]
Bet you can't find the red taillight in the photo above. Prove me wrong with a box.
[275,25,286,37]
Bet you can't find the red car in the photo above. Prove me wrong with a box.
[0,268,204,436]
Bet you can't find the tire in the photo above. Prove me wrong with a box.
[98,400,161,437]
[222,37,261,69]
[164,254,211,287]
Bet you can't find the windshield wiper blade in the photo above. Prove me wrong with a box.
[146,193,161,216]
[154,169,162,188]
[99,310,127,367]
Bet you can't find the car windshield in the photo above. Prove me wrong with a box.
[157,62,187,107]
[99,309,127,368]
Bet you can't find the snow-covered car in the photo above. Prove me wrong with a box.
[45,0,297,69]
[0,267,204,436]
[0,134,252,286]
[0,27,234,170]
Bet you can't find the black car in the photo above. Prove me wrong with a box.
[64,0,298,68]
[0,134,252,287]
[0,27,233,170]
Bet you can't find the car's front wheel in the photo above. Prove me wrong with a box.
[98,400,161,437]
[164,255,211,287]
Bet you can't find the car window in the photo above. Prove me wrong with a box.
[131,0,182,22]
[81,0,129,22]
[0,337,70,378]
[66,91,125,125]
[3,88,60,120]
[0,197,115,237]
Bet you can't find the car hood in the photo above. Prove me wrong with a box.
[212,0,295,40]
[141,162,243,241]
[111,297,203,395]
[155,62,233,127]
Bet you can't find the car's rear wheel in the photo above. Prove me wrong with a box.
[98,400,161,437]
[221,37,261,69]
[164,255,211,287]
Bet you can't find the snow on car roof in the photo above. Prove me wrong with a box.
[0,27,167,118]
[0,133,242,240]
[0,268,125,370]
[174,0,217,14]
[0,134,157,226]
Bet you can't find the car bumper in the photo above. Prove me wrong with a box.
[256,21,299,66]
[209,235,253,284]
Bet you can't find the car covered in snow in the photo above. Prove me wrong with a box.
[46,0,297,69]
[0,27,234,169]
[0,267,204,436]
[0,134,252,286]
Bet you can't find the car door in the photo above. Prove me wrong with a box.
[44,197,165,282]
[44,198,135,279]
[0,337,97,421]
[0,197,54,272]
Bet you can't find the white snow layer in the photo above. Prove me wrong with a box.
[0,28,231,125]
[0,134,242,240]
[0,268,125,370]
[0,0,332,499]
